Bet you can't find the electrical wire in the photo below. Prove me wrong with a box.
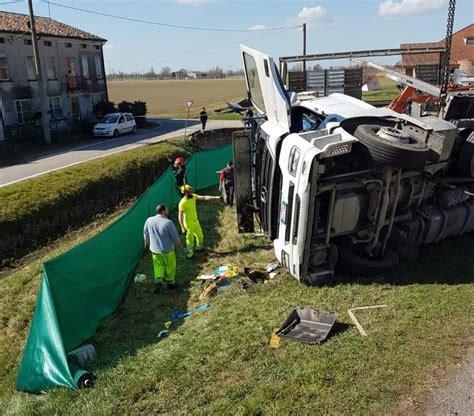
[106,27,295,63]
[0,0,23,5]
[47,1,300,33]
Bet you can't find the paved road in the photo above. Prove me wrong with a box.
[0,118,242,187]
[424,346,473,415]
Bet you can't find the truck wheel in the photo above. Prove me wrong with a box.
[354,124,429,169]
[459,132,474,177]
[337,239,399,275]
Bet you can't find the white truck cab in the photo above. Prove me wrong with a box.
[239,45,474,284]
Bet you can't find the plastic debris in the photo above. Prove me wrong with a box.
[164,321,173,329]
[195,303,210,311]
[170,311,192,320]
[277,308,337,344]
[269,272,279,279]
[214,265,239,278]
[269,329,281,349]
[157,329,170,338]
[134,273,147,283]
[196,274,216,281]
[200,282,218,300]
[265,263,280,273]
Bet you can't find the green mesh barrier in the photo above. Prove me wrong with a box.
[17,144,232,392]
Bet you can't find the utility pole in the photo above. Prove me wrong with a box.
[28,0,51,144]
[302,23,307,90]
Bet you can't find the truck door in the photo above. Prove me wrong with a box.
[241,45,292,239]
[240,45,291,131]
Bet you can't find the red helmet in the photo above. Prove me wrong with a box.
[175,157,185,165]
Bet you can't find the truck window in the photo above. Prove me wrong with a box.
[242,52,266,114]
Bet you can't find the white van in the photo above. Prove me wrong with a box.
[93,112,137,138]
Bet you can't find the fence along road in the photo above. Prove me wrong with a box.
[0,118,243,188]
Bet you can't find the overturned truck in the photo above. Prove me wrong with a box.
[234,45,474,284]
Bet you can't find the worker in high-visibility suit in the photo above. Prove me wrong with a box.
[178,185,220,258]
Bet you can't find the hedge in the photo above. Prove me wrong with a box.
[0,139,192,267]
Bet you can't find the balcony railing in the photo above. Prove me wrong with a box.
[65,75,105,93]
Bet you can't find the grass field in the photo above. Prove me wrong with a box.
[362,75,400,102]
[109,79,247,119]
[1,174,473,414]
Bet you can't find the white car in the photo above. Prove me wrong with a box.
[93,112,137,138]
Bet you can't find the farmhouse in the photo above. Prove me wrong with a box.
[0,11,108,141]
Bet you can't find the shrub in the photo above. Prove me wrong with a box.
[93,100,116,118]
[118,100,148,127]
[0,139,192,267]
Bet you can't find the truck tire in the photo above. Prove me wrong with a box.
[459,132,474,177]
[337,239,399,275]
[354,124,429,169]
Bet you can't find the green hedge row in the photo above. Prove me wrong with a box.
[0,139,192,267]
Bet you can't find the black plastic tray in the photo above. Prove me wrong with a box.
[276,308,337,344]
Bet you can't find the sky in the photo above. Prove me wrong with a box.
[1,0,473,73]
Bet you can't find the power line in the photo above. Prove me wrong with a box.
[47,1,300,33]
[0,0,23,5]
[106,28,295,63]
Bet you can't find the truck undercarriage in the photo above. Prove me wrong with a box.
[237,45,474,284]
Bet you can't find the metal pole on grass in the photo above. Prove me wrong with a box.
[28,0,52,144]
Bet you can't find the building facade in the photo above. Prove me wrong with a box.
[400,24,474,82]
[0,11,108,141]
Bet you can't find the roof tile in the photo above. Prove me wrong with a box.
[0,11,106,41]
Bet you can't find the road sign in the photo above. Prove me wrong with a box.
[186,100,193,108]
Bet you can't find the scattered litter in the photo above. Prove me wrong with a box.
[214,265,239,278]
[170,311,192,320]
[195,303,210,311]
[269,272,279,279]
[244,267,267,283]
[164,321,173,329]
[347,304,388,337]
[134,273,147,283]
[68,344,96,367]
[200,282,218,300]
[216,277,233,292]
[265,263,280,273]
[196,274,216,281]
[269,329,281,349]
[238,275,254,290]
[197,265,239,299]
[277,308,337,344]
[157,329,170,338]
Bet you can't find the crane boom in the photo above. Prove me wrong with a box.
[353,59,441,96]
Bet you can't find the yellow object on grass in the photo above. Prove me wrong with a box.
[269,329,281,349]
